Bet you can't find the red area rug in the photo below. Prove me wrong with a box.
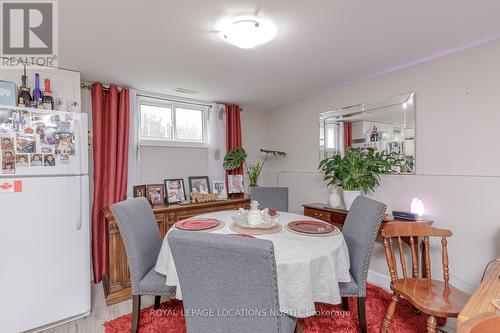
[104,284,444,333]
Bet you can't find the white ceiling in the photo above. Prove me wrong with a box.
[59,0,500,111]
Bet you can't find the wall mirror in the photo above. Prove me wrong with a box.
[319,92,415,174]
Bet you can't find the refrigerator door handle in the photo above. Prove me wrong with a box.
[74,176,82,231]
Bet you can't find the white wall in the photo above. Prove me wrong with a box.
[255,40,500,293]
[139,146,207,185]
[240,108,269,186]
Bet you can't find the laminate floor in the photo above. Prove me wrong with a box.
[37,283,157,333]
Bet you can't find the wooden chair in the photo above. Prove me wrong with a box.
[380,222,469,333]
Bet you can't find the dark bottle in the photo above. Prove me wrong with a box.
[33,73,42,107]
[18,67,32,107]
[42,79,54,110]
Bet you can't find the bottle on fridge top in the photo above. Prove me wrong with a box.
[18,67,32,107]
[42,78,55,110]
[33,73,42,107]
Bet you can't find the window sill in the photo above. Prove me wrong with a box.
[140,139,208,149]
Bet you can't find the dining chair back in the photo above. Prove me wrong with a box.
[111,197,175,332]
[168,230,297,333]
[250,187,289,212]
[380,222,469,333]
[339,196,386,333]
[381,222,452,283]
[112,197,162,290]
[343,196,387,295]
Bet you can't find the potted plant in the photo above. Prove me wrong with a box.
[223,148,287,189]
[318,148,392,209]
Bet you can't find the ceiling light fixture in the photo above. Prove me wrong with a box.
[218,15,277,49]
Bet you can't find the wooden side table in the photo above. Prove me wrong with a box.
[303,203,433,277]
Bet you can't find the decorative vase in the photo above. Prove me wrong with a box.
[328,187,343,209]
[343,189,361,210]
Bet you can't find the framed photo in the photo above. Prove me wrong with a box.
[15,154,29,167]
[146,184,164,205]
[2,150,14,161]
[212,180,227,199]
[1,136,14,150]
[2,161,15,174]
[30,154,43,166]
[133,185,147,198]
[188,176,210,194]
[15,135,36,154]
[164,178,186,204]
[228,174,244,194]
[43,154,56,166]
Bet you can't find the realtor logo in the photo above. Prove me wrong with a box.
[1,0,58,68]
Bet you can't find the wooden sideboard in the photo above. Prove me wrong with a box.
[102,196,250,305]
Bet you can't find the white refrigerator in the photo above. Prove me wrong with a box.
[0,105,91,332]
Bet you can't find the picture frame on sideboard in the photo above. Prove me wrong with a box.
[164,178,187,204]
[212,180,227,199]
[188,176,210,194]
[146,184,164,205]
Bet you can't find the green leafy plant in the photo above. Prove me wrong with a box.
[318,148,392,193]
[224,148,287,187]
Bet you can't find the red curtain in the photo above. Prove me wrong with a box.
[91,83,130,283]
[225,104,243,182]
[343,122,352,150]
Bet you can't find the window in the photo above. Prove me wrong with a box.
[320,120,342,157]
[139,97,208,147]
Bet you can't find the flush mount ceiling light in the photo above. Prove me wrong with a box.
[218,15,277,49]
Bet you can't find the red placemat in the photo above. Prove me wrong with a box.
[174,218,221,231]
[287,220,334,234]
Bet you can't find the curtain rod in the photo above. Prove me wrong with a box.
[81,82,244,111]
[136,92,212,108]
[80,82,125,91]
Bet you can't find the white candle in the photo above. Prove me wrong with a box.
[410,198,425,219]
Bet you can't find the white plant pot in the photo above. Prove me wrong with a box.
[328,187,343,209]
[343,189,361,210]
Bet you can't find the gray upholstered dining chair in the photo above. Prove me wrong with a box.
[250,187,289,212]
[168,230,298,333]
[111,197,175,333]
[338,196,386,333]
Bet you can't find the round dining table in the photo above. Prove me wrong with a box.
[155,210,351,318]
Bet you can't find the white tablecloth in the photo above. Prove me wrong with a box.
[155,211,351,318]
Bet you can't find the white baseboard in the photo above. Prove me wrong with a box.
[367,269,391,290]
